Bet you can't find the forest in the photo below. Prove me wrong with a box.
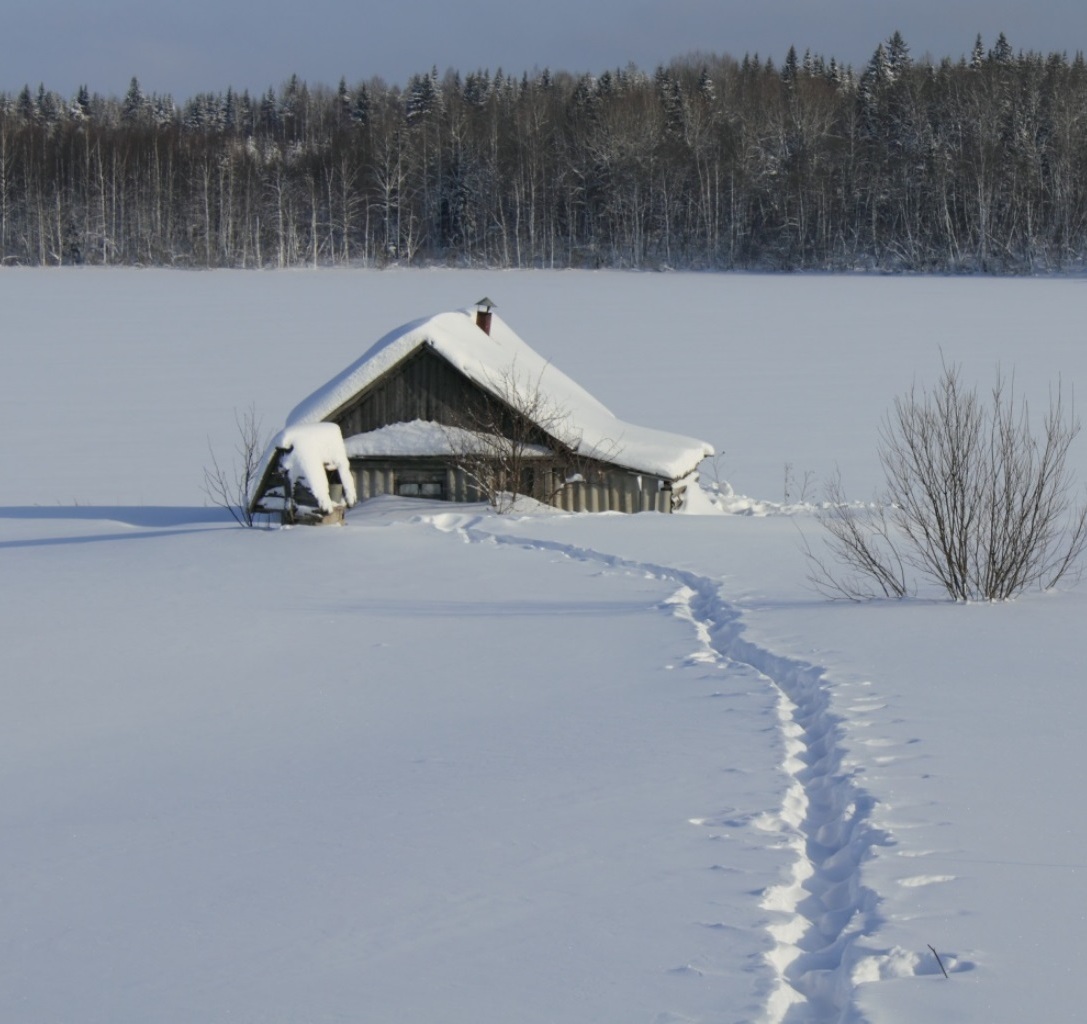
[3,32,1087,273]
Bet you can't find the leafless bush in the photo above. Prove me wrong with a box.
[203,405,267,527]
[784,461,817,504]
[803,472,909,599]
[810,364,1087,601]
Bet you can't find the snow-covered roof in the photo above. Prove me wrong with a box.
[287,309,713,480]
[251,422,357,513]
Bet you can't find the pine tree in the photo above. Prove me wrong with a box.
[971,34,986,70]
[36,85,61,127]
[782,45,800,87]
[351,84,370,127]
[16,85,35,122]
[864,42,894,86]
[224,87,238,132]
[655,66,685,137]
[122,77,144,124]
[990,32,1015,66]
[463,69,491,108]
[336,77,351,125]
[406,69,440,123]
[697,66,715,104]
[887,31,911,74]
[260,87,281,133]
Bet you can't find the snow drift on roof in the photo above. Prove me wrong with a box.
[287,309,713,479]
[343,420,551,460]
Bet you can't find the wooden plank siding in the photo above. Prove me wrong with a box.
[555,477,671,513]
[348,457,672,512]
[352,460,483,503]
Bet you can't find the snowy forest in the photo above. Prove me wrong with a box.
[3,32,1087,272]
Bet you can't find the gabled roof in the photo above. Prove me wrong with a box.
[287,309,713,480]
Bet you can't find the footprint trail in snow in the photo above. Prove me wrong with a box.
[425,512,920,1023]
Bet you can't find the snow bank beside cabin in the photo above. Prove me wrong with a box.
[252,422,356,513]
[287,309,714,481]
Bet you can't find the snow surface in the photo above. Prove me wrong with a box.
[285,307,715,480]
[3,268,1087,1024]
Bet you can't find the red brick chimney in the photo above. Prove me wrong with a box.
[475,296,496,335]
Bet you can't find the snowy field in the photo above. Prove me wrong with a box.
[3,268,1087,1024]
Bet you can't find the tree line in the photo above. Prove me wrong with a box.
[4,32,1087,272]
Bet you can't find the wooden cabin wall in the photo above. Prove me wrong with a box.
[554,476,670,513]
[330,348,464,434]
[351,460,484,503]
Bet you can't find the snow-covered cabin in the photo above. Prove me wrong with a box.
[250,303,713,518]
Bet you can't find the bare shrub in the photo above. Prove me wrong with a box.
[804,472,909,600]
[203,405,267,527]
[810,364,1087,601]
[784,461,817,504]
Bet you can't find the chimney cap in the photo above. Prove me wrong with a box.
[474,296,497,312]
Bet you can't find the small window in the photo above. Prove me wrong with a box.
[397,477,445,499]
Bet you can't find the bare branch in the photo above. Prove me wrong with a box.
[804,470,909,600]
[813,364,1086,601]
[203,404,267,527]
[442,362,619,513]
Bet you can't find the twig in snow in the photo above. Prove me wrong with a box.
[928,944,949,979]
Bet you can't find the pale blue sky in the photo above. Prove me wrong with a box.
[6,1,1086,101]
